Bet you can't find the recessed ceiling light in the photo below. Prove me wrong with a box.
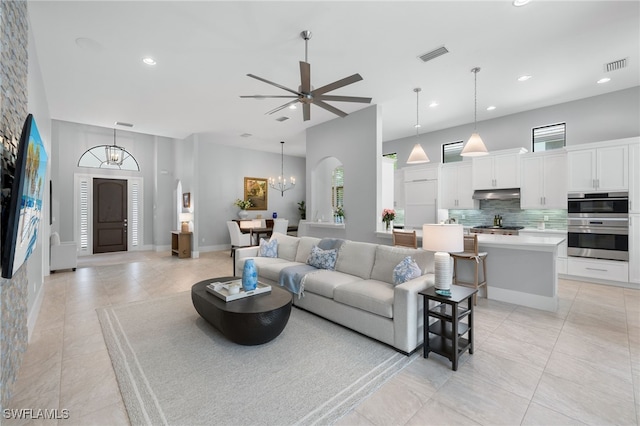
[142,57,156,65]
[597,77,611,84]
[240,133,252,138]
[429,102,439,108]
[414,124,421,128]
[513,0,531,6]
[517,75,532,82]
[487,106,496,111]
[289,104,297,110]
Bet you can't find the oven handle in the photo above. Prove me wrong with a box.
[567,226,629,235]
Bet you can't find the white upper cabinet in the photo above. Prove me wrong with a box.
[521,151,567,209]
[472,148,527,190]
[567,143,628,192]
[403,164,439,229]
[440,162,477,209]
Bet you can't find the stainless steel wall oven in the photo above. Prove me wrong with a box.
[567,192,629,261]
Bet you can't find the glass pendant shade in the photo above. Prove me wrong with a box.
[407,144,429,164]
[105,145,125,165]
[461,133,488,157]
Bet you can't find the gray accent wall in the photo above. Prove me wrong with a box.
[385,87,640,166]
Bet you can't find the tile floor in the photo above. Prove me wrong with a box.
[5,250,640,425]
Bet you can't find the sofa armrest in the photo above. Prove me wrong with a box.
[393,273,435,353]
[234,246,259,276]
[50,242,78,271]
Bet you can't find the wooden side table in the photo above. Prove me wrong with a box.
[171,231,191,258]
[420,285,477,371]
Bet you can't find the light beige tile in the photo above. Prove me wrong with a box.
[554,328,631,369]
[406,399,480,426]
[334,409,374,426]
[492,319,561,351]
[481,331,552,370]
[508,305,567,329]
[521,402,587,425]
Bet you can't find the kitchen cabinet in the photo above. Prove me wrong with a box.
[404,165,438,229]
[567,143,628,192]
[630,214,640,285]
[567,257,629,284]
[629,141,640,213]
[519,230,567,274]
[520,151,567,209]
[440,162,477,209]
[472,148,527,190]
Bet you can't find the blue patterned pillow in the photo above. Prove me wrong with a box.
[307,245,337,270]
[259,238,278,258]
[393,256,422,285]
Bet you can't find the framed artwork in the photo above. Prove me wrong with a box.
[183,192,191,208]
[244,177,268,210]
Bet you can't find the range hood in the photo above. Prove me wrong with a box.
[472,188,521,200]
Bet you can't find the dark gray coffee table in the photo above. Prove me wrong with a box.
[191,277,293,345]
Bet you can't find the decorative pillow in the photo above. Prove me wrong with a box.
[259,238,278,258]
[393,256,422,285]
[307,245,337,270]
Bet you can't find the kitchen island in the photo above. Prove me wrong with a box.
[376,230,565,312]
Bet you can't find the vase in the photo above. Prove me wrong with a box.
[242,259,258,291]
[272,212,277,219]
[385,220,391,231]
[238,209,249,219]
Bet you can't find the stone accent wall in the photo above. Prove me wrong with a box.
[0,0,29,410]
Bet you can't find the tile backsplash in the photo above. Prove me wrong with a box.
[449,199,567,230]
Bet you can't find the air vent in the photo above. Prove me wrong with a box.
[275,116,289,122]
[418,46,449,63]
[240,133,252,138]
[605,58,627,72]
[115,121,134,127]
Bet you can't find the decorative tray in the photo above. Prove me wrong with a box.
[206,280,271,302]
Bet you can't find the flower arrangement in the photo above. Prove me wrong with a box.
[234,199,253,210]
[335,206,345,218]
[381,208,395,230]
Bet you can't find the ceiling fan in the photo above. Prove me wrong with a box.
[241,31,372,121]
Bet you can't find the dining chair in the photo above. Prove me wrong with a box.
[451,234,488,305]
[272,218,289,235]
[227,221,252,257]
[392,229,417,249]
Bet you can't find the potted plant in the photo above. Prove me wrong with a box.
[297,200,306,220]
[234,199,253,219]
[335,206,345,223]
[381,208,395,231]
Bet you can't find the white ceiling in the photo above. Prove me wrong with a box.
[28,1,639,157]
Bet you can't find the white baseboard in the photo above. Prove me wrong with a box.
[198,244,231,253]
[559,274,639,290]
[27,281,45,342]
[488,286,558,312]
[155,245,171,252]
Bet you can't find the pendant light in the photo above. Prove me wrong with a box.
[461,67,489,157]
[269,141,296,196]
[406,88,430,164]
[105,128,126,166]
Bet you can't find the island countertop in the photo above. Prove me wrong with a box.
[476,234,565,252]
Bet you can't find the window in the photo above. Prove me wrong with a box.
[442,141,464,163]
[332,166,344,209]
[383,153,398,169]
[533,123,566,152]
[79,180,89,250]
[131,182,139,247]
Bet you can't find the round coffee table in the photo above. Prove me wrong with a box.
[191,277,293,345]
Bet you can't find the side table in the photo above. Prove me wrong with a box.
[420,285,477,371]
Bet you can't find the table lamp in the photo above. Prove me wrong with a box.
[180,212,193,233]
[422,224,464,296]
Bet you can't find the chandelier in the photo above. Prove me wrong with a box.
[105,129,126,165]
[269,141,295,196]
[77,127,139,171]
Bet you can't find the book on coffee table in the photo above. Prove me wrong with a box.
[206,280,271,302]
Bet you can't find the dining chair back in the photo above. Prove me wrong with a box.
[272,218,289,235]
[392,229,418,248]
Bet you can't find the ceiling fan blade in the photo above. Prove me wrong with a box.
[300,61,311,93]
[247,74,302,96]
[316,95,372,103]
[265,99,300,115]
[240,95,299,99]
[312,74,363,96]
[313,100,348,118]
[303,103,311,121]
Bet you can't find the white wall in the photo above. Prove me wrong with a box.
[306,105,382,243]
[385,87,640,166]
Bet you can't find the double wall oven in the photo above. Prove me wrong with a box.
[567,192,629,261]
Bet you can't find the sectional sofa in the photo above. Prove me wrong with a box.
[234,232,436,354]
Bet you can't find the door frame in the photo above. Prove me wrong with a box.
[74,172,144,255]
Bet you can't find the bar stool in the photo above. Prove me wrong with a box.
[451,234,487,305]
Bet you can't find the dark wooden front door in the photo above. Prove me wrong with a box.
[93,178,127,253]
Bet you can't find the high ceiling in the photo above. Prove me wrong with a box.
[28,1,639,157]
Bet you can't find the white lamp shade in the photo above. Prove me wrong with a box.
[407,144,430,164]
[179,212,193,222]
[422,224,464,253]
[460,133,489,157]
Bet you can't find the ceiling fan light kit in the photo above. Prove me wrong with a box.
[241,31,372,121]
[461,67,489,157]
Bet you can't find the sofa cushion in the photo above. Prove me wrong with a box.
[334,240,378,280]
[333,280,394,319]
[370,246,435,284]
[295,236,322,263]
[303,270,363,299]
[259,238,278,258]
[269,232,299,262]
[393,256,422,285]
[237,256,289,275]
[307,246,337,270]
[257,261,302,283]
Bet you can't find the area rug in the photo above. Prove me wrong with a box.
[97,291,416,426]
